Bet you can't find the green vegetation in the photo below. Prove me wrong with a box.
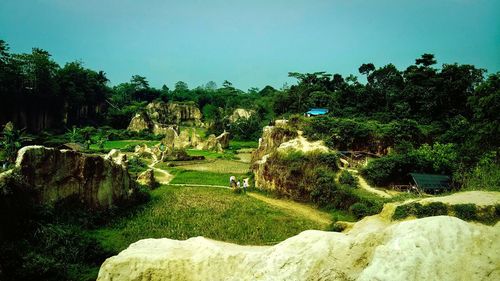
[229,140,259,149]
[93,185,324,252]
[392,202,499,224]
[90,140,160,151]
[169,170,239,186]
[338,170,358,188]
[453,204,478,221]
[260,151,383,218]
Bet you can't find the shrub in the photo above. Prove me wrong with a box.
[417,202,448,218]
[328,222,345,232]
[349,202,370,219]
[317,153,339,171]
[310,169,338,208]
[392,202,424,220]
[453,204,477,221]
[339,170,358,188]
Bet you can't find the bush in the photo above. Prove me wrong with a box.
[349,202,369,219]
[310,169,338,207]
[328,222,345,232]
[417,202,448,218]
[317,153,339,171]
[392,202,423,220]
[339,170,358,188]
[453,204,477,221]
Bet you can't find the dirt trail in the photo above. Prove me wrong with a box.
[247,193,332,227]
[165,182,332,227]
[342,168,393,198]
[148,162,174,185]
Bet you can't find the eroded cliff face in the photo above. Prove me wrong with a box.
[127,102,202,134]
[0,146,137,210]
[97,192,500,281]
[251,123,331,193]
[251,122,298,162]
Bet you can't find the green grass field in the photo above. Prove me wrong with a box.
[92,185,324,254]
[168,169,244,186]
[229,140,259,150]
[90,140,160,150]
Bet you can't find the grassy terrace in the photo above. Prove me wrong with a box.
[90,140,160,150]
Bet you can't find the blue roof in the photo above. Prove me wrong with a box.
[307,108,328,115]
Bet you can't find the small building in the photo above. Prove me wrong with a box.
[410,173,451,194]
[306,108,328,117]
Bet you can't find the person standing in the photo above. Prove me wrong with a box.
[243,178,249,193]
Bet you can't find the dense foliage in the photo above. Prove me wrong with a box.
[0,38,498,184]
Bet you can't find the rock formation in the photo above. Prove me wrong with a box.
[160,129,229,153]
[127,112,151,132]
[97,192,500,281]
[136,169,158,189]
[127,101,202,134]
[0,146,137,210]
[251,122,298,162]
[215,131,230,149]
[252,123,330,191]
[229,108,254,123]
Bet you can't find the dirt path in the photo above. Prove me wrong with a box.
[148,162,174,185]
[342,168,393,198]
[356,175,392,198]
[247,193,332,227]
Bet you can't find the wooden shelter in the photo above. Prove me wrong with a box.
[410,173,451,194]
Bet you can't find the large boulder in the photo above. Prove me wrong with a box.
[97,191,500,281]
[6,146,137,210]
[127,112,151,132]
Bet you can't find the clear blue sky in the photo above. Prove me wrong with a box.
[1,0,499,90]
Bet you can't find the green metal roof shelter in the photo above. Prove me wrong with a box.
[410,173,451,193]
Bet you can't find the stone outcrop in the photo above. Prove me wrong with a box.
[136,169,158,189]
[97,192,500,281]
[127,112,151,132]
[160,129,229,153]
[251,123,330,191]
[215,131,230,149]
[229,108,254,123]
[251,122,297,162]
[127,101,202,134]
[0,146,137,210]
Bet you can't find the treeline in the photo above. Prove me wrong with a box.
[0,39,276,133]
[0,39,498,188]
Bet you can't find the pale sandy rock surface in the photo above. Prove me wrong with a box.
[277,135,329,154]
[98,213,499,281]
[127,112,151,132]
[229,108,254,123]
[418,191,500,206]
